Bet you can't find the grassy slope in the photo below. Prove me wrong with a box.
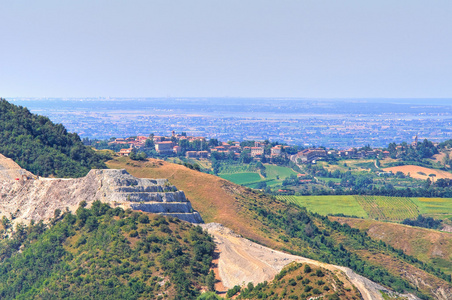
[107,157,452,298]
[331,217,452,276]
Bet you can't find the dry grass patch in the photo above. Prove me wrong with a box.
[383,165,452,180]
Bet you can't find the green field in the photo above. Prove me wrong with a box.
[219,164,258,174]
[219,164,298,187]
[413,197,452,218]
[247,179,278,188]
[265,165,298,179]
[219,172,262,185]
[354,195,419,221]
[277,195,452,221]
[276,195,368,218]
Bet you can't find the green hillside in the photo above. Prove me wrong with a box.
[235,262,361,300]
[0,202,215,299]
[0,99,107,177]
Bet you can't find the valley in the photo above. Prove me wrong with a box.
[107,156,452,299]
[0,98,452,299]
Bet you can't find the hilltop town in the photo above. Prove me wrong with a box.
[104,130,430,165]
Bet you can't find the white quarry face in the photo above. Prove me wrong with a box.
[0,156,203,225]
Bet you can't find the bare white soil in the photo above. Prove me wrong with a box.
[202,223,420,300]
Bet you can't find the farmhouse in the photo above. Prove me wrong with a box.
[173,146,182,154]
[295,149,327,163]
[155,141,174,154]
[250,147,264,157]
[118,146,133,156]
[271,146,282,156]
[186,151,198,158]
[198,151,209,159]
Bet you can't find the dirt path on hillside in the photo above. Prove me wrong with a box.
[202,223,420,300]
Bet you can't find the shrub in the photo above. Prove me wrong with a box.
[226,285,241,298]
[312,288,321,295]
[138,215,150,224]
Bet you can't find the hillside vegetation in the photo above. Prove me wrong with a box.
[107,157,452,299]
[0,201,215,299]
[331,217,452,276]
[0,99,107,177]
[235,262,362,300]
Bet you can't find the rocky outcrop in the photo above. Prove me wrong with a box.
[0,158,203,224]
[0,154,34,181]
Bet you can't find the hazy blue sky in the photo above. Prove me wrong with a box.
[1,1,452,98]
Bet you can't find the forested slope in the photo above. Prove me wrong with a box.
[0,201,215,299]
[0,99,107,177]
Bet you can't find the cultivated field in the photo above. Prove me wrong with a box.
[265,164,298,179]
[276,195,368,218]
[319,159,377,173]
[279,194,452,222]
[219,172,262,185]
[383,165,452,180]
[220,165,297,188]
[413,197,452,219]
[354,195,419,222]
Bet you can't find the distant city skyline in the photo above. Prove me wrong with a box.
[10,98,452,148]
[2,1,452,98]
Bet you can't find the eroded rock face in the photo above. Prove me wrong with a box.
[0,166,203,224]
[0,154,34,181]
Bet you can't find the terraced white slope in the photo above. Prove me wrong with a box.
[0,154,202,224]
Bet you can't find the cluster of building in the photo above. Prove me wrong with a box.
[290,147,393,164]
[209,141,291,160]
[112,132,424,164]
[110,131,291,160]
